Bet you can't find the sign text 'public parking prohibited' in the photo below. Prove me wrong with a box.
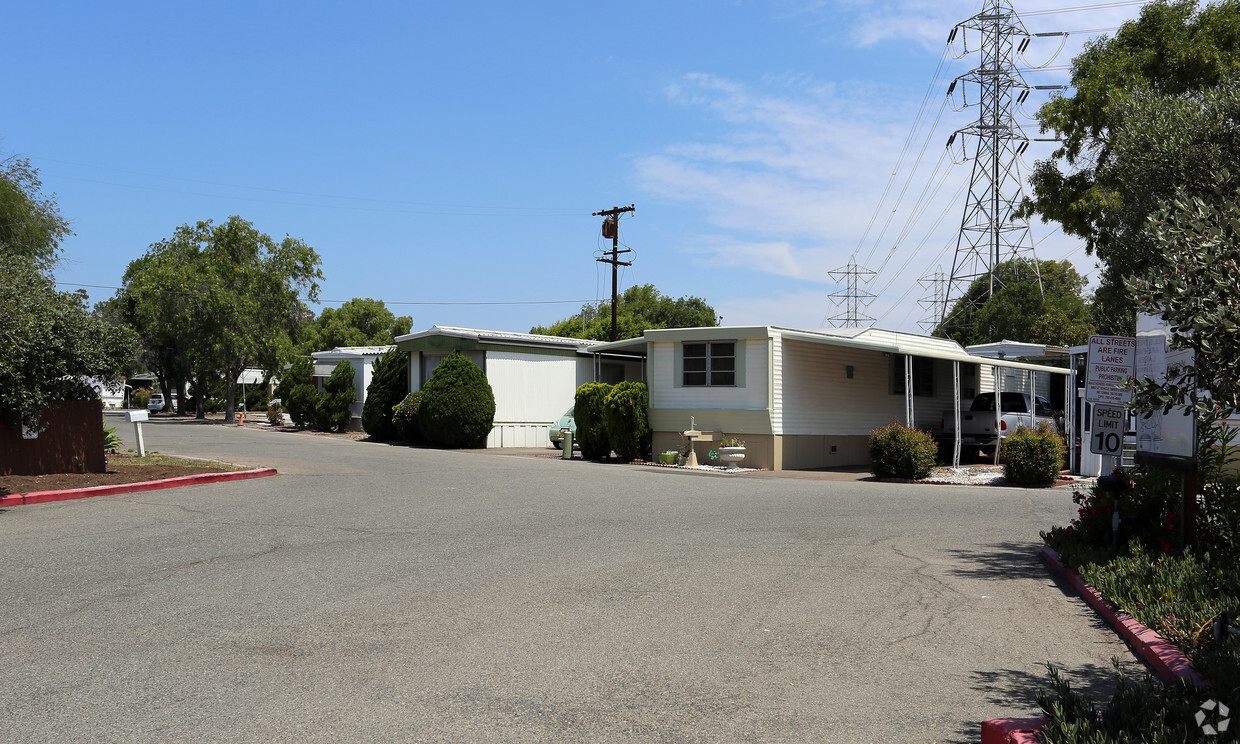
[1086,335,1135,407]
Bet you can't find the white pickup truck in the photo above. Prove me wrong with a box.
[939,392,1064,455]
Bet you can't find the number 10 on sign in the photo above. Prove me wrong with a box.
[1091,405,1125,456]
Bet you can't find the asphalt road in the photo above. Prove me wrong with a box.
[0,418,1137,743]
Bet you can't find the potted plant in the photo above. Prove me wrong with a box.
[718,437,747,469]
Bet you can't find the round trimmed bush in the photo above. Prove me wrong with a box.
[1001,421,1066,485]
[574,382,612,460]
[603,381,649,462]
[417,352,495,448]
[869,419,937,479]
[362,348,408,440]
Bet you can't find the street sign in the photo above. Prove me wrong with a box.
[1085,334,1136,407]
[1090,404,1125,456]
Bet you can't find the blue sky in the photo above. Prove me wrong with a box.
[5,0,1151,337]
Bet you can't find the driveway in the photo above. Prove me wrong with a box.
[0,419,1134,743]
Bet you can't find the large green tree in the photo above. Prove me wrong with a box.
[938,259,1095,347]
[119,216,323,422]
[1025,0,1240,333]
[294,297,411,355]
[530,284,717,341]
[0,157,138,430]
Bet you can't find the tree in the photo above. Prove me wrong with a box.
[0,156,71,271]
[530,284,717,341]
[938,259,1095,347]
[0,255,140,430]
[295,297,412,355]
[417,352,496,448]
[278,356,319,429]
[118,216,323,422]
[603,381,649,463]
[1025,0,1240,333]
[361,348,409,441]
[0,157,138,430]
[1128,187,1240,426]
[573,382,613,460]
[316,360,357,432]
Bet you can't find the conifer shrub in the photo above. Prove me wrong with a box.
[362,348,409,440]
[280,357,318,428]
[393,392,423,444]
[868,419,937,479]
[1001,421,1066,485]
[603,381,649,462]
[417,352,495,448]
[131,389,151,410]
[574,382,612,460]
[316,359,357,432]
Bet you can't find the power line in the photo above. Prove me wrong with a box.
[1021,0,1148,16]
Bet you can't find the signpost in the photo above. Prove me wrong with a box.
[1090,404,1125,457]
[1085,335,1136,407]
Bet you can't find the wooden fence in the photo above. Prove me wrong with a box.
[1,400,106,476]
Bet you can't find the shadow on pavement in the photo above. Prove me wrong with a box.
[943,541,1052,582]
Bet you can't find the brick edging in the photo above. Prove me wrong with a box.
[0,468,278,507]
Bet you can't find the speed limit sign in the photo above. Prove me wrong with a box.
[1090,404,1125,456]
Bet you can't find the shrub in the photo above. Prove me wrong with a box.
[868,419,937,479]
[266,405,285,426]
[393,392,423,443]
[417,352,495,448]
[280,357,318,428]
[1001,420,1066,485]
[603,381,649,462]
[131,389,151,410]
[362,348,409,440]
[316,360,357,432]
[103,423,122,451]
[574,382,612,460]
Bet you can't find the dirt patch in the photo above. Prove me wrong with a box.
[0,453,243,496]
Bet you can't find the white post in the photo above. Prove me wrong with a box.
[125,410,149,457]
[1067,365,1076,474]
[993,367,1003,466]
[904,355,914,427]
[952,360,962,467]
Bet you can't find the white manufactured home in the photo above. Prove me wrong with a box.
[394,326,643,448]
[310,346,395,430]
[591,326,1072,471]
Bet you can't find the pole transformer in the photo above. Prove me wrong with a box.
[939,0,1041,335]
[592,204,634,342]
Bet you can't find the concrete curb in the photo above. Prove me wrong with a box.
[0,468,278,507]
[980,545,1211,743]
[1040,545,1209,688]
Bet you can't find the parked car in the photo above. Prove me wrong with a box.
[147,392,178,414]
[548,407,577,449]
[939,392,1063,455]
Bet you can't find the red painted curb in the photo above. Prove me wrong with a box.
[0,468,278,507]
[1040,545,1209,688]
[981,717,1047,744]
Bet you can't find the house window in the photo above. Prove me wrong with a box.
[891,355,934,397]
[683,342,735,386]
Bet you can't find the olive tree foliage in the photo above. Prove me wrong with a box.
[118,216,323,422]
[1025,0,1240,333]
[1127,186,1240,429]
[0,156,138,430]
[937,259,1095,346]
[530,284,717,341]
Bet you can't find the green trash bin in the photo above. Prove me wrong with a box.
[562,431,573,459]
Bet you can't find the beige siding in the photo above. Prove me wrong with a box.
[778,340,962,436]
[770,333,783,433]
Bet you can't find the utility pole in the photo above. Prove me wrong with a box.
[593,204,634,341]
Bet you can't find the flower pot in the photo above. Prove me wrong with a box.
[658,452,677,466]
[718,446,746,469]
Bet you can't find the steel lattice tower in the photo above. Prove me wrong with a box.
[826,261,876,327]
[939,0,1041,334]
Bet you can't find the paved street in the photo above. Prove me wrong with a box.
[1,418,1135,743]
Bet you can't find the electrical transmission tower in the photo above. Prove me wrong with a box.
[917,267,949,334]
[826,261,876,327]
[939,0,1042,335]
